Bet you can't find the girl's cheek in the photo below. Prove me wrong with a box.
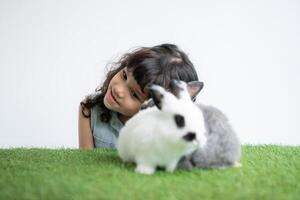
[129,103,140,114]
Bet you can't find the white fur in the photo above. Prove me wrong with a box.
[117,82,206,175]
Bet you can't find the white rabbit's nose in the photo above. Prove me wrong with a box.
[182,132,196,142]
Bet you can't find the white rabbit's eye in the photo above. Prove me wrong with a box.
[174,114,185,128]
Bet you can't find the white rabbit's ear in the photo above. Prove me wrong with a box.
[169,80,185,99]
[148,85,166,110]
[187,81,204,100]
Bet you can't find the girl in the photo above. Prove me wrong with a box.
[78,43,199,149]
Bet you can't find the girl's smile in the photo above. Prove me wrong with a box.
[105,87,119,106]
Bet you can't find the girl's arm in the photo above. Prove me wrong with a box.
[78,104,95,149]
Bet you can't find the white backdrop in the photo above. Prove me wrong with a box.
[0,0,299,148]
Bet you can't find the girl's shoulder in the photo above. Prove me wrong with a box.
[90,104,105,127]
[90,104,123,133]
[90,104,124,148]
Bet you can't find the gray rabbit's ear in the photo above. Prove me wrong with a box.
[148,85,166,110]
[187,81,204,100]
[169,80,204,100]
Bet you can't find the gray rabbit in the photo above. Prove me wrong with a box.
[141,80,241,170]
[176,103,241,170]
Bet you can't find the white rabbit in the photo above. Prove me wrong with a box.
[117,80,206,175]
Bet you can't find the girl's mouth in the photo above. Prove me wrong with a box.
[109,88,119,105]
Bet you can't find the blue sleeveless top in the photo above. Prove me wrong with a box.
[91,105,124,148]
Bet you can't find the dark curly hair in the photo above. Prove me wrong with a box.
[80,43,199,122]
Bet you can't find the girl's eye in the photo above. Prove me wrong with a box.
[122,70,127,80]
[130,89,139,100]
[132,92,139,99]
[122,69,140,101]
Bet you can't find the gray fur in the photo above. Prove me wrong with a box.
[177,104,241,170]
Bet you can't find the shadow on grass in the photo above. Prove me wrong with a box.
[95,153,199,176]
[93,151,135,170]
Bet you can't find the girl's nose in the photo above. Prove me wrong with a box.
[113,86,125,99]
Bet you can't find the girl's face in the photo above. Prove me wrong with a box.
[103,67,149,123]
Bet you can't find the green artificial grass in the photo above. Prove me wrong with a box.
[0,145,299,200]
